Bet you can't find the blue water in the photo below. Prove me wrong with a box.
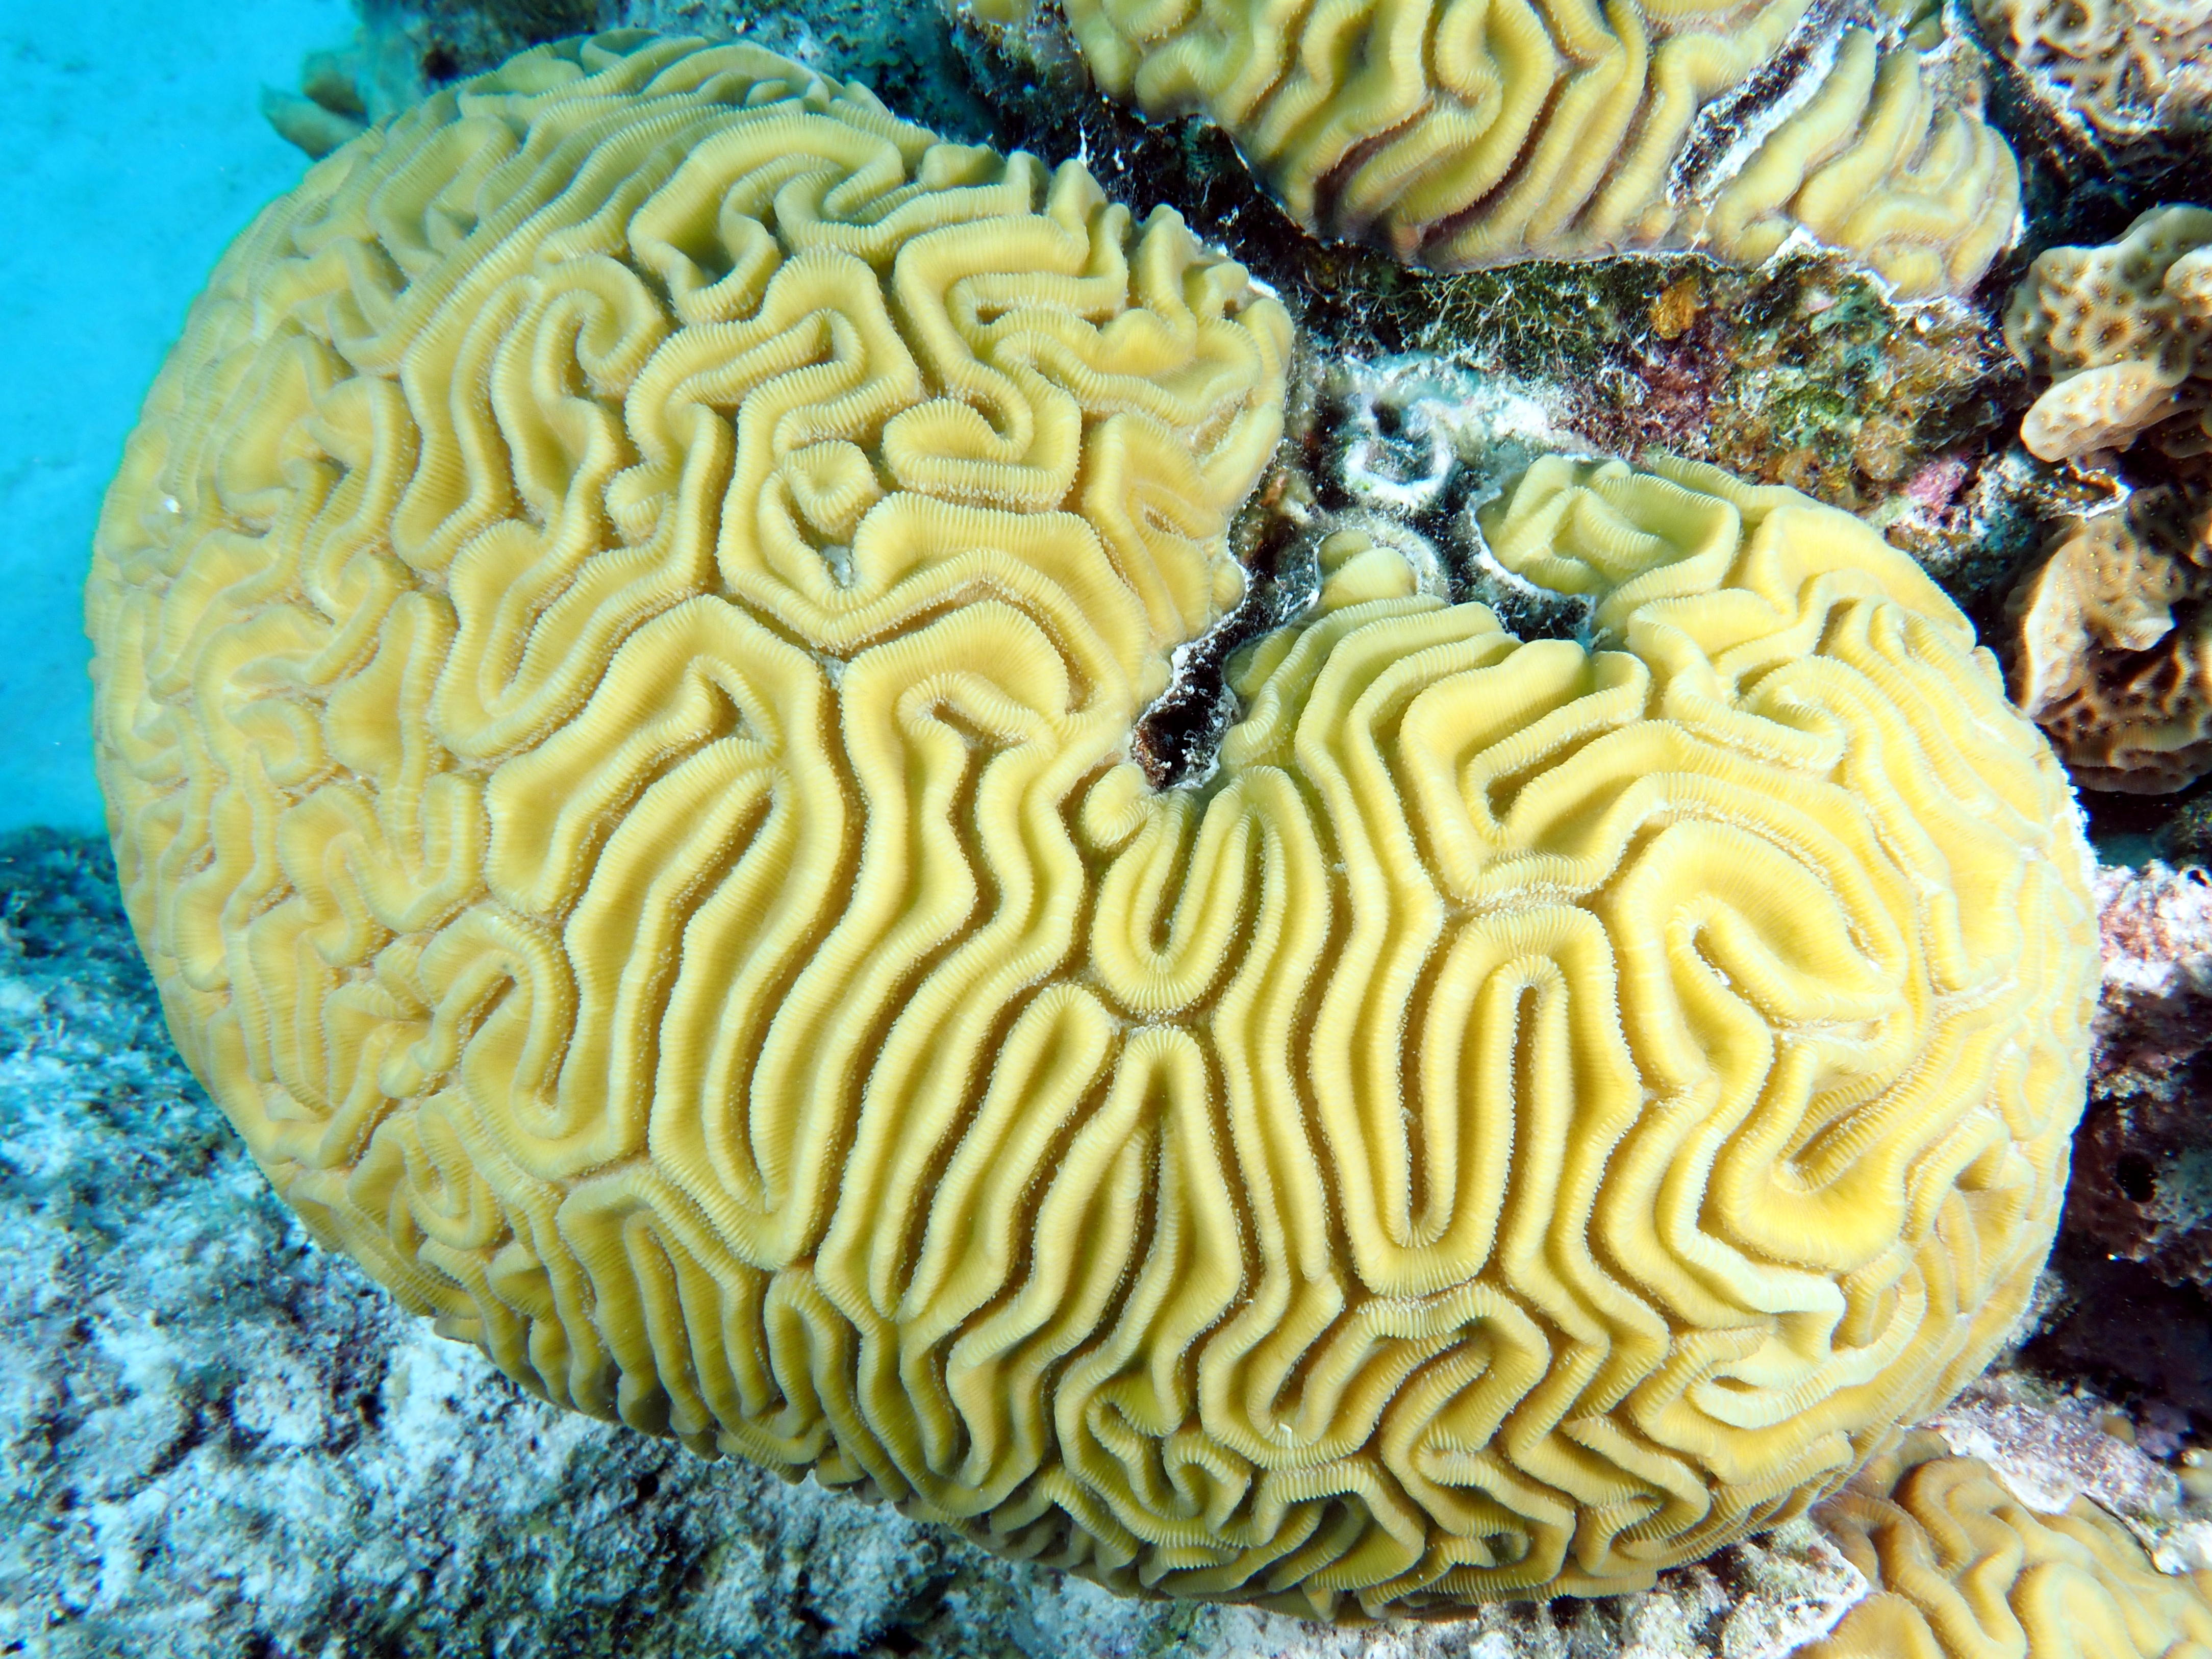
[0,0,349,836]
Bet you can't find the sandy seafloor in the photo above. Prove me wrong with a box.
[0,0,348,837]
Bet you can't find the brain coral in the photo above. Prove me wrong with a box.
[89,30,2099,1618]
[2007,482,2212,793]
[965,0,2022,293]
[2005,205,2212,464]
[1800,1433,2212,1658]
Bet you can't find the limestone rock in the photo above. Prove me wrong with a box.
[2064,861,2212,1285]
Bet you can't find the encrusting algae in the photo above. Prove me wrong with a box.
[89,25,2108,1627]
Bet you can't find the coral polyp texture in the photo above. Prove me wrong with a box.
[1971,0,2212,156]
[967,0,2022,293]
[1799,1433,2212,1658]
[2007,482,2212,792]
[88,29,2101,1619]
[2004,205,2212,464]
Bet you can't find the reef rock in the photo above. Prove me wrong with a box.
[1928,1372,2185,1527]
[2063,861,2212,1288]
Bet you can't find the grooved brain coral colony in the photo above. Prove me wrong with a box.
[88,28,2110,1624]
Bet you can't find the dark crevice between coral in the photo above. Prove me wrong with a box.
[2024,1235,2212,1424]
[1127,456,1315,791]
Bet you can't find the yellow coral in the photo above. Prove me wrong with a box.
[2005,205,2212,463]
[987,0,2020,292]
[1802,1434,2212,1658]
[90,31,2097,1618]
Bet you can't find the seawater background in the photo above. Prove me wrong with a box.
[0,0,347,836]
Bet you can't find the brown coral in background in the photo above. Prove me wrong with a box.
[2065,862,2212,1289]
[2004,206,2212,464]
[1972,0,2212,158]
[2007,481,2212,792]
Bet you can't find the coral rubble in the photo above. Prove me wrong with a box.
[2063,861,2212,1287]
[1928,1373,2185,1526]
[2019,859,2212,1465]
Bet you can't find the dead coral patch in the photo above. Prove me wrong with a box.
[2066,860,2212,1289]
[1396,255,2023,607]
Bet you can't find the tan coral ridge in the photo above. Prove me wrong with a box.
[2007,481,2212,792]
[1971,0,2212,158]
[962,0,2022,293]
[2005,205,2212,464]
[1801,1433,2212,1658]
[89,30,2099,1619]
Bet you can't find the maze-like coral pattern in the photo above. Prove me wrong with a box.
[1972,0,2212,156]
[1000,0,2021,292]
[1802,1434,2212,1658]
[90,32,2097,1618]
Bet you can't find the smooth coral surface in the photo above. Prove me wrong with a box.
[89,31,2097,1618]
